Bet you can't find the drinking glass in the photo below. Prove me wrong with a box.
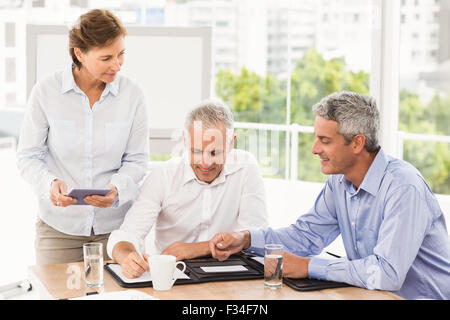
[264,244,283,289]
[83,242,104,288]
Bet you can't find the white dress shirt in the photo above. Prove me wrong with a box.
[107,149,269,258]
[17,64,149,236]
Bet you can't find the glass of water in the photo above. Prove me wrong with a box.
[264,244,283,289]
[83,242,104,288]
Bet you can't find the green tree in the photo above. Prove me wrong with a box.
[215,67,285,123]
[426,93,450,136]
[216,67,287,177]
[399,90,431,133]
[215,48,449,194]
[290,48,370,127]
[399,90,450,194]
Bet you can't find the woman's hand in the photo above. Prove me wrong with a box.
[83,184,118,208]
[50,179,77,207]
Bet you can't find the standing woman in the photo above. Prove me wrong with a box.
[17,9,149,264]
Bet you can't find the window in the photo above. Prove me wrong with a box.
[4,22,15,47]
[32,0,45,8]
[69,0,87,7]
[0,0,379,181]
[398,0,450,195]
[290,0,375,182]
[215,20,228,27]
[5,57,15,82]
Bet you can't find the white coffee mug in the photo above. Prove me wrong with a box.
[148,255,186,291]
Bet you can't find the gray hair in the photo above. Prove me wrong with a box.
[184,100,234,131]
[312,91,380,153]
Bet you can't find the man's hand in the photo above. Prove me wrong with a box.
[112,242,149,279]
[209,231,251,261]
[161,241,210,261]
[282,252,310,278]
[50,179,77,207]
[84,184,118,208]
[120,251,149,279]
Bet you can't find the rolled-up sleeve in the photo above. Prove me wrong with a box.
[107,229,142,259]
[107,166,165,259]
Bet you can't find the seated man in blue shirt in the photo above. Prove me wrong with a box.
[209,91,450,300]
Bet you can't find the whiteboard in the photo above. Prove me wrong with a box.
[27,25,212,131]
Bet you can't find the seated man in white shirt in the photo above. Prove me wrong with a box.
[107,100,269,278]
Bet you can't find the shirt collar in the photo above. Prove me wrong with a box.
[60,63,119,97]
[60,63,78,94]
[181,149,244,186]
[182,155,198,185]
[105,77,119,97]
[340,148,389,196]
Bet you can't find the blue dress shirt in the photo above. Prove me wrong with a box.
[248,148,450,299]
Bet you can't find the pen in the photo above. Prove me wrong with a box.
[325,251,341,258]
[85,264,91,277]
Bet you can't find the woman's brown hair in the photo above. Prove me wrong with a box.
[69,9,127,70]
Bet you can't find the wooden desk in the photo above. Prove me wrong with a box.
[28,261,402,300]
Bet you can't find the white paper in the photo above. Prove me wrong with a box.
[108,264,190,284]
[250,256,264,265]
[71,289,159,300]
[200,265,248,273]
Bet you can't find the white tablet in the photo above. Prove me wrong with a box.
[67,188,111,205]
